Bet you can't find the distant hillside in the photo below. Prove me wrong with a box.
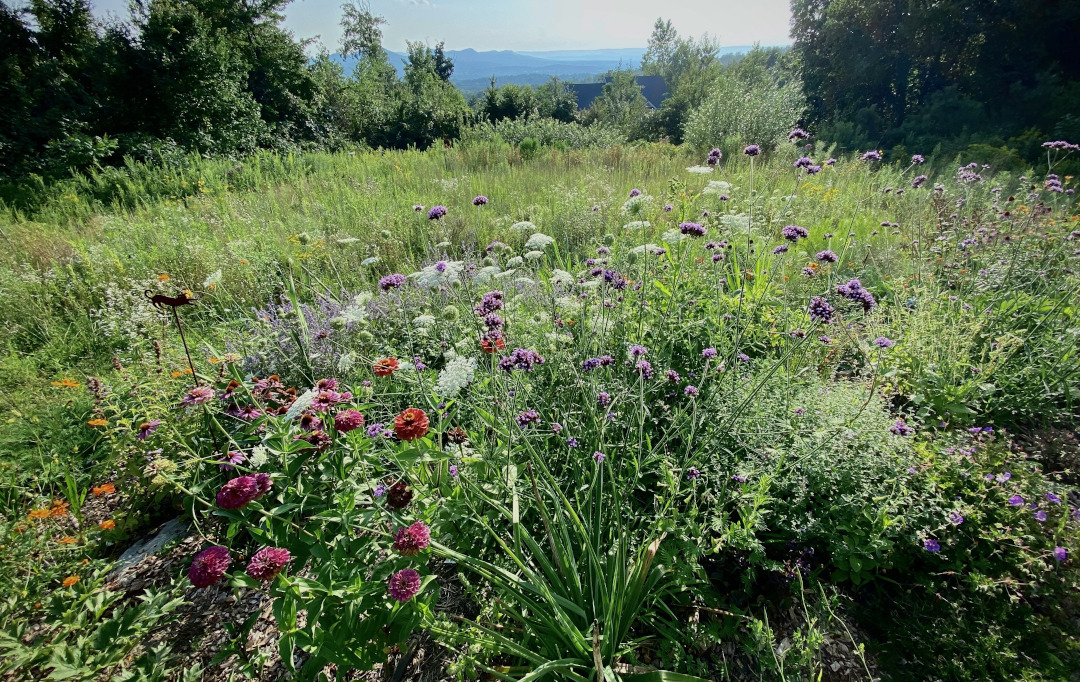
[332,45,760,93]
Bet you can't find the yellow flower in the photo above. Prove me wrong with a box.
[62,575,79,587]
[51,378,80,389]
[87,418,108,427]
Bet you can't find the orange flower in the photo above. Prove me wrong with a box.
[158,274,170,281]
[62,575,79,587]
[49,501,70,518]
[51,378,80,388]
[87,418,108,427]
[170,371,182,378]
[99,519,116,530]
[58,536,78,545]
[394,408,430,442]
[207,357,219,364]
[92,483,116,496]
[27,509,50,520]
[183,368,193,375]
[480,337,506,354]
[240,259,249,264]
[373,357,400,377]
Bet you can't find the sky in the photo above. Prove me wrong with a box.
[86,0,793,52]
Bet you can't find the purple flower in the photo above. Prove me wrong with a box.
[995,472,1011,483]
[387,568,423,602]
[861,150,882,162]
[873,337,894,348]
[247,546,291,582]
[218,451,246,471]
[808,296,835,323]
[413,204,424,212]
[679,222,707,237]
[731,475,747,483]
[702,348,718,359]
[816,250,839,263]
[566,437,579,448]
[923,538,941,552]
[216,475,268,510]
[836,278,876,312]
[516,410,541,428]
[628,188,642,197]
[1053,547,1068,562]
[743,145,761,156]
[634,360,654,379]
[379,274,407,291]
[137,419,161,441]
[911,154,925,164]
[374,484,387,497]
[794,407,805,415]
[666,370,681,383]
[472,195,488,206]
[684,385,699,398]
[499,348,545,373]
[449,464,459,478]
[889,419,915,436]
[788,128,809,141]
[948,511,964,526]
[188,546,231,588]
[596,392,612,407]
[1047,492,1062,504]
[593,450,606,463]
[427,205,447,220]
[782,225,809,242]
[794,156,813,169]
[737,353,749,363]
[629,345,648,359]
[686,467,701,480]
[181,386,215,406]
[825,158,837,166]
[1034,510,1048,522]
[773,244,789,254]
[1008,495,1024,506]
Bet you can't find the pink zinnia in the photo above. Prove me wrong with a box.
[247,546,291,581]
[216,475,270,510]
[392,521,431,556]
[188,546,231,588]
[387,568,423,602]
[334,409,365,433]
[181,386,215,406]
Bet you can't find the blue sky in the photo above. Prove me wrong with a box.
[86,0,792,52]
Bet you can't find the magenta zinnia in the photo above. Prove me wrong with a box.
[188,546,231,588]
[334,409,365,433]
[247,546,291,581]
[216,474,271,510]
[392,521,431,556]
[181,386,215,406]
[387,568,423,602]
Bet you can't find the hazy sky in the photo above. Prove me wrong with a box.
[86,0,793,52]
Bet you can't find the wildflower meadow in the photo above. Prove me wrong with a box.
[1,136,1079,681]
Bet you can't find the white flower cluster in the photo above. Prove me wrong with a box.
[510,221,537,233]
[624,220,651,230]
[524,233,556,251]
[412,260,465,288]
[549,269,575,288]
[703,180,733,195]
[435,354,477,398]
[686,165,714,174]
[621,194,654,218]
[337,291,373,325]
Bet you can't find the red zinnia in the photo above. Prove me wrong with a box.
[374,357,400,377]
[394,408,429,442]
[480,337,506,354]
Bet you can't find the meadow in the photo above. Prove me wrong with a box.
[1,137,1078,681]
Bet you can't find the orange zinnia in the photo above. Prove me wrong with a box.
[92,483,115,496]
[158,274,170,281]
[62,575,79,587]
[480,337,506,354]
[87,418,108,427]
[27,509,50,520]
[58,536,78,545]
[393,408,429,442]
[100,519,116,530]
[51,378,80,388]
[374,357,400,377]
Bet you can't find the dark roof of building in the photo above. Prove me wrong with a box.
[568,75,669,110]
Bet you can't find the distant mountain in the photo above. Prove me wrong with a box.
[331,45,760,94]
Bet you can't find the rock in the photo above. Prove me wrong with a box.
[107,517,190,585]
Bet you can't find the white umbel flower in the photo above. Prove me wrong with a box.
[524,233,556,251]
[412,260,465,288]
[435,354,477,398]
[510,220,537,232]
